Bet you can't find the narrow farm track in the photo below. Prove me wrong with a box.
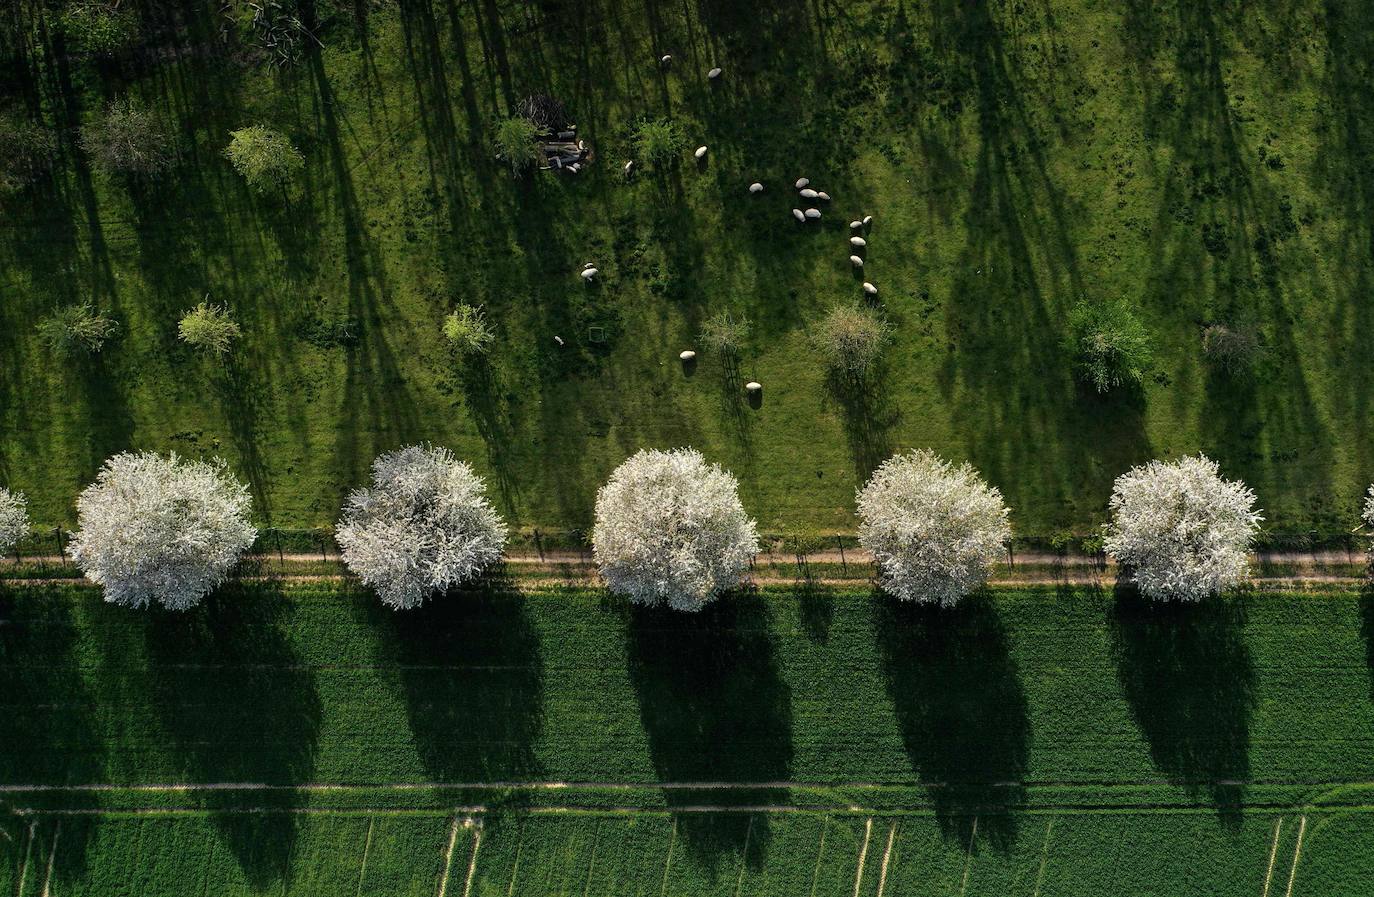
[1,548,1366,589]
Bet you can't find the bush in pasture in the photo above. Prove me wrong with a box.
[442,304,495,356]
[857,449,1011,606]
[80,98,177,178]
[493,116,539,174]
[224,125,304,192]
[178,301,242,355]
[1201,322,1262,375]
[0,488,29,557]
[698,310,751,357]
[69,452,257,610]
[592,448,758,612]
[1103,455,1261,601]
[813,304,891,376]
[0,113,56,195]
[37,303,119,357]
[58,2,141,56]
[336,445,507,609]
[1066,299,1152,393]
[632,118,686,167]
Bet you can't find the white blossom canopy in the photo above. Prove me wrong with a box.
[857,449,1011,605]
[1364,485,1374,534]
[592,448,759,612]
[69,452,257,610]
[336,444,507,610]
[0,487,29,557]
[1103,454,1262,601]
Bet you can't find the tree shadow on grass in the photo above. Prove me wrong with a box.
[827,365,898,486]
[625,594,793,873]
[875,593,1029,851]
[144,582,321,890]
[0,585,102,881]
[367,585,544,784]
[1109,586,1254,827]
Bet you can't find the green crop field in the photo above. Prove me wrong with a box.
[4,581,1374,894]
[3,0,1374,539]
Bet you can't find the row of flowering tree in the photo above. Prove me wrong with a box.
[0,445,1310,612]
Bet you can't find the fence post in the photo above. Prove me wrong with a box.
[836,535,847,574]
[534,528,545,562]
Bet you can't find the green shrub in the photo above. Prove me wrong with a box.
[178,301,242,355]
[37,303,119,357]
[632,118,685,167]
[698,311,751,356]
[1065,299,1152,393]
[224,126,304,192]
[813,304,892,375]
[442,304,495,355]
[1201,321,1262,375]
[80,98,177,178]
[59,2,141,56]
[0,114,56,195]
[493,116,539,174]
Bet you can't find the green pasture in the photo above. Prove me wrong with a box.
[3,0,1373,537]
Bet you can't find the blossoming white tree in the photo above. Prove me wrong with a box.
[856,450,1011,605]
[592,448,759,611]
[336,444,507,609]
[1103,454,1262,601]
[0,487,29,557]
[1364,485,1374,548]
[69,452,257,609]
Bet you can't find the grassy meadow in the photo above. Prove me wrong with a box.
[2,0,1373,538]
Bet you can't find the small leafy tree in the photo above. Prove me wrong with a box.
[80,97,177,178]
[224,125,304,192]
[337,444,507,609]
[38,303,119,357]
[179,301,242,355]
[0,113,56,195]
[813,304,892,375]
[698,310,751,357]
[493,116,539,174]
[1103,454,1262,601]
[442,304,495,356]
[857,450,1011,606]
[593,448,759,612]
[632,118,685,167]
[69,452,257,610]
[1066,299,1153,393]
[0,487,29,557]
[58,2,141,56]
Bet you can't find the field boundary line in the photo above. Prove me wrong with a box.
[733,816,754,897]
[461,822,482,897]
[1031,818,1054,897]
[581,818,601,897]
[1284,815,1307,897]
[505,819,526,897]
[1261,817,1284,897]
[875,820,897,897]
[658,817,677,897]
[39,821,60,897]
[355,815,375,897]
[435,815,460,897]
[958,817,978,897]
[15,821,35,897]
[852,817,873,897]
[807,816,829,897]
